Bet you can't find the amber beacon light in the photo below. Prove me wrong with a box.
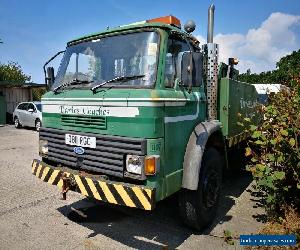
[147,16,181,28]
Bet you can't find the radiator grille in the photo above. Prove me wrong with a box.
[61,114,107,129]
[40,127,146,178]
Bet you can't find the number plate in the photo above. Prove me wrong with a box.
[65,134,96,148]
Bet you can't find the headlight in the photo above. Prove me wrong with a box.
[126,155,160,177]
[39,139,48,156]
[126,155,144,175]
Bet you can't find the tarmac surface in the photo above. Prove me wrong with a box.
[0,125,264,250]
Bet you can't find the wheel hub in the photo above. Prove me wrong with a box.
[203,170,220,209]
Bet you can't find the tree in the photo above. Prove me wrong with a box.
[237,49,300,86]
[0,61,31,83]
[275,49,300,86]
[32,87,47,101]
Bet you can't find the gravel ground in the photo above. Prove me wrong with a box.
[0,125,264,250]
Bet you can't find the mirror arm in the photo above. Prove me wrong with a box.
[43,50,65,84]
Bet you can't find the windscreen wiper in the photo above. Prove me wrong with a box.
[91,74,145,93]
[53,79,94,93]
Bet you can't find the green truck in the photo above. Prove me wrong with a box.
[32,5,258,230]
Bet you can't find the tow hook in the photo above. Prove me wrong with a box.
[61,173,70,200]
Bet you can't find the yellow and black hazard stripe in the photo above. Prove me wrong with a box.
[228,131,250,148]
[31,159,155,210]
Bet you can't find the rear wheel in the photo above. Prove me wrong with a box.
[14,117,21,128]
[35,119,41,132]
[179,147,222,231]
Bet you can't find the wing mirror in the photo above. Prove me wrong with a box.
[46,67,55,87]
[178,51,203,88]
[180,52,192,87]
[28,109,34,113]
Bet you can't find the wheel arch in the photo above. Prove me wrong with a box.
[181,121,227,190]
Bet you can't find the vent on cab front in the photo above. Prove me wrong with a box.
[61,114,107,129]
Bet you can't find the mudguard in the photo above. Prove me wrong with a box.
[182,120,222,190]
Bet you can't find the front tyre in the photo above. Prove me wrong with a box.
[179,147,222,231]
[14,117,21,128]
[35,119,41,132]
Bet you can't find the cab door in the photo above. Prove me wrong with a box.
[163,34,205,197]
[178,51,205,121]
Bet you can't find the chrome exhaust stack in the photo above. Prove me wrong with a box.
[203,4,219,120]
[207,4,215,43]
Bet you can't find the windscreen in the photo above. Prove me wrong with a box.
[53,31,159,89]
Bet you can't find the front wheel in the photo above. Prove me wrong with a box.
[35,119,41,132]
[179,147,222,231]
[14,117,21,128]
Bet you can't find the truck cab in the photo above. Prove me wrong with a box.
[33,6,259,230]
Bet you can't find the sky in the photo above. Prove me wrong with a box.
[0,0,300,83]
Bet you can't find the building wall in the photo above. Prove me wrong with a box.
[0,87,32,114]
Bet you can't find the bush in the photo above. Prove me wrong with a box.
[32,87,46,101]
[245,207,300,250]
[243,87,300,217]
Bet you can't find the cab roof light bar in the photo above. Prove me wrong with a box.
[147,15,181,29]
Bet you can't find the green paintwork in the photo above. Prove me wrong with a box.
[41,21,259,204]
[218,78,259,138]
[0,95,6,125]
[42,87,205,201]
[68,23,183,45]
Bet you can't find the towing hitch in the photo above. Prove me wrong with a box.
[61,173,70,200]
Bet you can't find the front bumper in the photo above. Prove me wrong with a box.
[31,159,155,210]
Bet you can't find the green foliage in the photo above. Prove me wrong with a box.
[0,61,31,83]
[276,50,300,86]
[223,230,234,245]
[238,49,300,87]
[32,88,47,101]
[238,70,275,84]
[243,88,300,216]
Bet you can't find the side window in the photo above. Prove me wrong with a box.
[18,103,28,110]
[27,103,35,111]
[164,36,190,88]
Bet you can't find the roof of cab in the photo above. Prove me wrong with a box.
[68,22,185,46]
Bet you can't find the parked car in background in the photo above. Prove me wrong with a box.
[13,102,42,131]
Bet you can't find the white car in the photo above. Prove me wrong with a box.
[13,102,42,131]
